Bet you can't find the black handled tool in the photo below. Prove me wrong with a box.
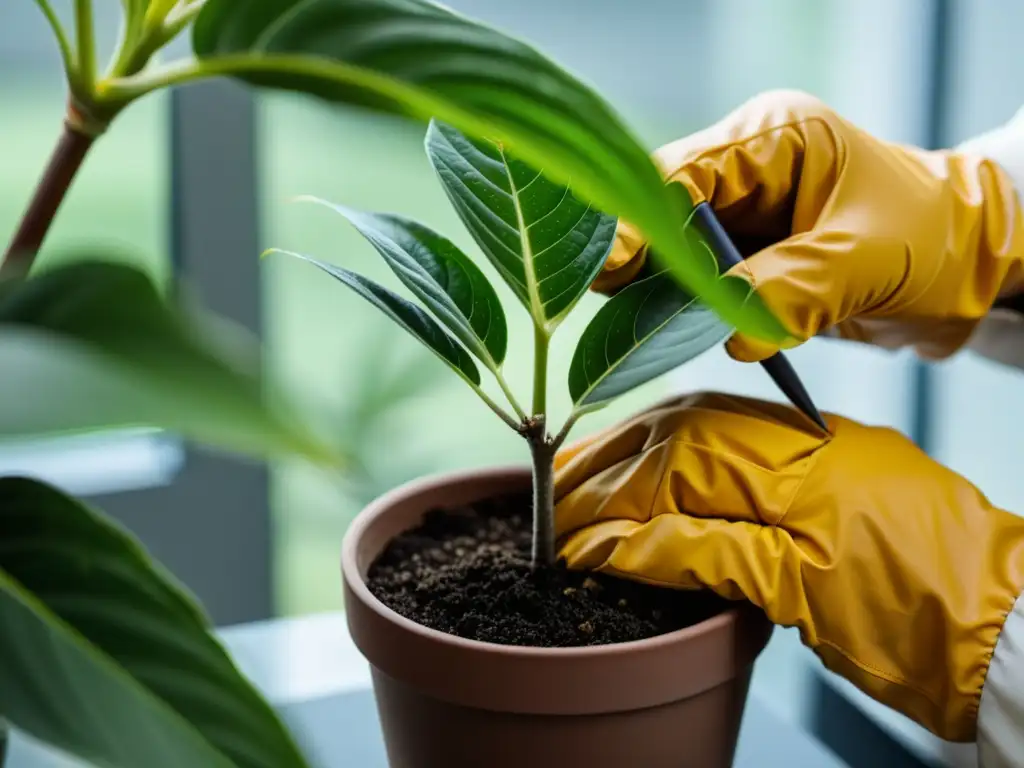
[691,202,829,434]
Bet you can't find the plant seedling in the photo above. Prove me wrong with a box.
[270,121,733,567]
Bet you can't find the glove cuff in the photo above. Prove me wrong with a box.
[977,587,1024,766]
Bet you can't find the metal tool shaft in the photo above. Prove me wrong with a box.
[691,203,829,433]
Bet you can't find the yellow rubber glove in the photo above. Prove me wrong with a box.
[555,392,1024,742]
[598,90,1024,361]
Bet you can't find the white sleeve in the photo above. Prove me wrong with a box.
[960,107,1024,371]
[960,110,1024,767]
[978,590,1024,768]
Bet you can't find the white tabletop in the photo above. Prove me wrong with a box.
[6,611,848,767]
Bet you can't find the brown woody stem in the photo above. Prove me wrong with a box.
[525,417,556,568]
[1,120,96,279]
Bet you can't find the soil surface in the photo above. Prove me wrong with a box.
[366,492,729,647]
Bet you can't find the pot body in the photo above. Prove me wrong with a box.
[342,467,774,768]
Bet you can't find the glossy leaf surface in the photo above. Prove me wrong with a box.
[0,477,308,768]
[425,120,614,327]
[268,249,481,386]
[569,272,732,408]
[302,199,507,367]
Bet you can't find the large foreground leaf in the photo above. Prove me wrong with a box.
[188,0,784,340]
[569,272,732,409]
[425,120,614,328]
[267,250,481,386]
[299,198,507,369]
[0,477,308,768]
[0,260,334,463]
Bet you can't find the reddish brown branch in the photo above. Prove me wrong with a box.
[1,122,96,279]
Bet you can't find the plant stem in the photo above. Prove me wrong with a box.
[157,1,208,45]
[75,0,97,92]
[1,123,96,279]
[0,718,8,767]
[552,409,583,451]
[525,418,556,568]
[532,323,549,415]
[474,386,521,431]
[108,0,198,80]
[526,313,554,565]
[494,370,527,421]
[32,0,75,79]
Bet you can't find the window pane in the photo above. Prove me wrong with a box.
[930,0,1024,516]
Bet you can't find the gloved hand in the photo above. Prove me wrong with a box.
[554,392,1024,742]
[597,90,1024,361]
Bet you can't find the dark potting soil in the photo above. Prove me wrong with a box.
[366,492,729,647]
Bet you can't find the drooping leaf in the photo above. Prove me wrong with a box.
[569,272,732,409]
[299,198,507,368]
[0,477,308,768]
[0,259,336,463]
[267,249,481,387]
[425,120,615,328]
[188,0,786,341]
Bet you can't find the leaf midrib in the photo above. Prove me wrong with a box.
[391,253,497,369]
[430,152,529,299]
[0,569,238,768]
[345,209,501,369]
[497,145,546,328]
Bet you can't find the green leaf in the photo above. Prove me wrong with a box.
[299,197,508,368]
[0,477,308,768]
[425,120,615,328]
[0,259,336,464]
[569,272,732,409]
[186,0,786,341]
[267,249,481,387]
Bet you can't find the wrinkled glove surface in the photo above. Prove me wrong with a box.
[599,90,1024,361]
[555,392,1024,741]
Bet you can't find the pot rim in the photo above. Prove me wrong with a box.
[341,464,751,658]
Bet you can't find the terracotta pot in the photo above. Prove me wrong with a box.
[342,467,774,768]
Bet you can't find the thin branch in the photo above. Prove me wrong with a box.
[112,0,207,77]
[31,0,75,79]
[74,0,97,91]
[532,323,549,416]
[551,409,585,451]
[1,124,96,278]
[162,0,208,38]
[473,385,522,432]
[493,370,527,421]
[96,51,429,117]
[143,0,182,27]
